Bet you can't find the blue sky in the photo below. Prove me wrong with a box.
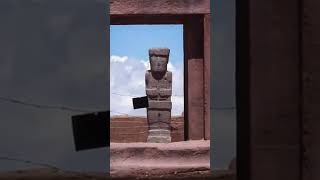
[110,25,184,116]
[110,25,183,66]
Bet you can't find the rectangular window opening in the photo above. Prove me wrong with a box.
[110,24,185,143]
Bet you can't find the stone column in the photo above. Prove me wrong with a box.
[145,48,172,143]
[249,0,300,179]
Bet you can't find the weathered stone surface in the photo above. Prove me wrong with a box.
[149,48,170,56]
[184,15,205,140]
[147,110,171,129]
[110,0,210,15]
[110,116,184,143]
[145,48,172,143]
[147,130,172,143]
[0,168,235,180]
[111,4,211,142]
[302,1,320,180]
[148,101,172,110]
[110,140,211,178]
[249,0,300,179]
[204,14,211,140]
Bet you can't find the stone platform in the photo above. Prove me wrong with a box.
[110,140,211,178]
[0,168,235,180]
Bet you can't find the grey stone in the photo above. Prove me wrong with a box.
[147,129,171,143]
[145,48,172,143]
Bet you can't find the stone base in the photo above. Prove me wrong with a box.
[110,140,213,179]
[147,129,171,143]
[147,136,171,143]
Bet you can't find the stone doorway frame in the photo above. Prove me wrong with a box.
[110,0,211,140]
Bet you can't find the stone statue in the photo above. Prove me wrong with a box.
[145,48,172,143]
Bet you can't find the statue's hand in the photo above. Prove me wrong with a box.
[159,88,172,97]
[146,88,158,97]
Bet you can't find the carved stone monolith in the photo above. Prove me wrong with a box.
[145,48,172,143]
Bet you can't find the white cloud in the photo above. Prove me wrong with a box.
[110,55,128,63]
[110,55,184,116]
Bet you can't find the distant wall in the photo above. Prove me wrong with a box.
[110,116,184,142]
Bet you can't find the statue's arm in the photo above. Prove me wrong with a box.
[146,88,158,97]
[159,71,172,97]
[145,71,157,97]
[159,89,172,97]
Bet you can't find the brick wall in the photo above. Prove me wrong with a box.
[110,115,184,142]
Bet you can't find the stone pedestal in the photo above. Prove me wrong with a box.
[147,129,171,143]
[110,140,211,178]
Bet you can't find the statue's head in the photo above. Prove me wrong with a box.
[149,48,170,72]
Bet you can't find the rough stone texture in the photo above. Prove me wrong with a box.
[110,14,187,25]
[149,48,170,56]
[187,58,204,140]
[110,1,211,141]
[145,48,172,143]
[238,0,320,179]
[146,129,172,143]
[0,168,234,180]
[302,1,320,180]
[249,0,300,179]
[204,14,211,140]
[110,116,184,143]
[148,101,172,109]
[110,0,210,15]
[110,140,211,178]
[184,16,205,140]
[0,168,109,180]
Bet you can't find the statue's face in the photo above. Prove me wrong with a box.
[149,55,168,72]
